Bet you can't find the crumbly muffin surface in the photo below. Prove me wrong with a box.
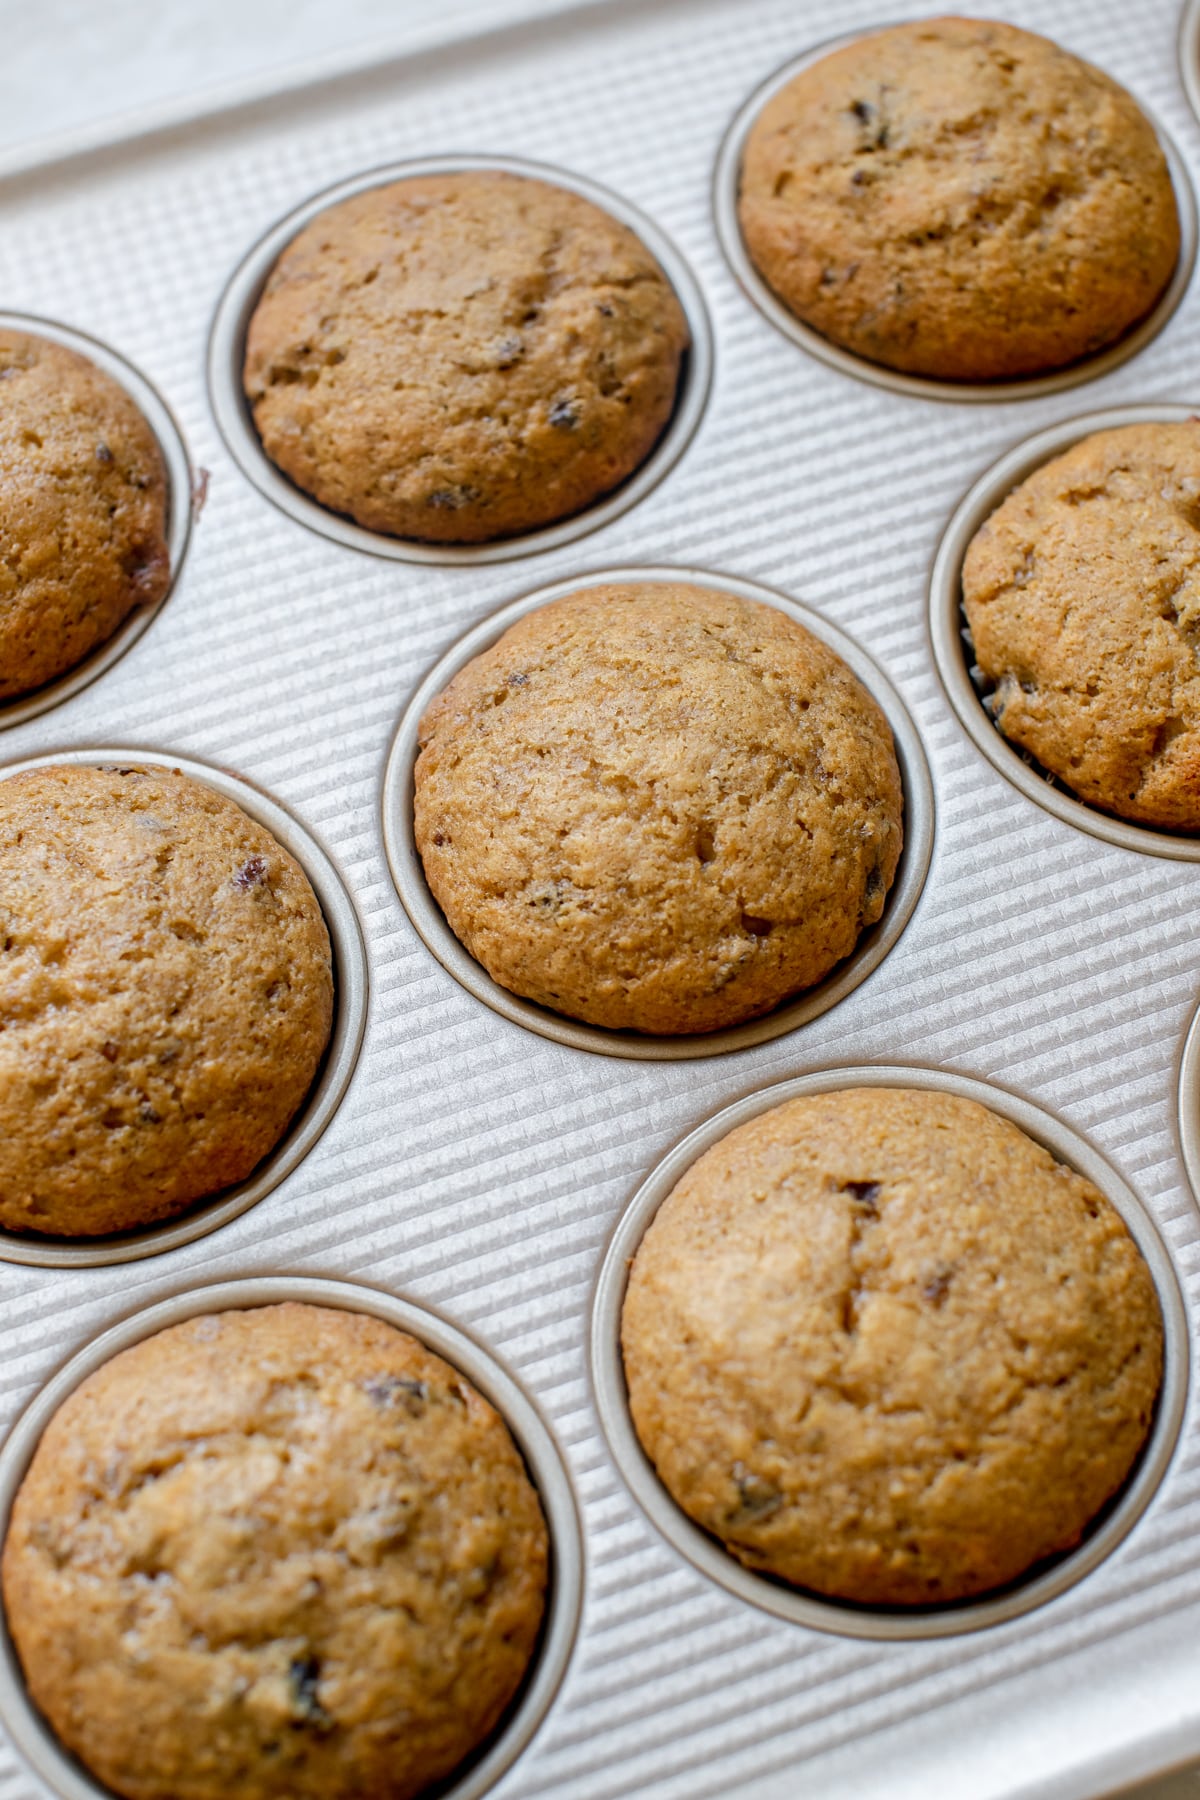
[963,421,1200,829]
[244,170,689,542]
[0,330,170,698]
[414,582,903,1035]
[737,17,1180,381]
[1,1303,549,1800]
[622,1087,1163,1606]
[0,763,333,1236]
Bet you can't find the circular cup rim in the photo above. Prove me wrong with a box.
[0,747,369,1266]
[1175,998,1200,1212]
[0,312,194,729]
[1179,0,1200,134]
[380,565,934,1061]
[0,1273,583,1800]
[713,33,1198,404]
[590,1061,1188,1640]
[929,401,1200,860]
[207,153,713,565]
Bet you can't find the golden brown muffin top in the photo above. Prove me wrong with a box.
[2,1302,549,1800]
[0,763,333,1237]
[737,17,1179,381]
[244,170,689,542]
[622,1086,1163,1606]
[0,331,170,698]
[964,421,1200,830]
[414,582,903,1035]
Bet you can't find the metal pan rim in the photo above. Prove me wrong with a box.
[0,312,193,729]
[929,400,1200,859]
[0,747,368,1267]
[713,33,1198,404]
[380,563,934,1061]
[590,1061,1188,1641]
[206,153,712,565]
[0,1273,582,1800]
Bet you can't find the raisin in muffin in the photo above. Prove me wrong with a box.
[0,763,333,1236]
[244,170,690,542]
[0,330,170,698]
[622,1085,1163,1606]
[2,1302,549,1800]
[963,420,1200,829]
[413,581,903,1035]
[737,18,1179,381]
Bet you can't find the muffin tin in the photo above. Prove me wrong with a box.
[4,0,1200,1795]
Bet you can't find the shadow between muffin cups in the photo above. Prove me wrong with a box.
[0,313,193,731]
[0,748,368,1269]
[0,1274,582,1800]
[929,402,1200,861]
[589,1063,1188,1641]
[380,566,934,1061]
[712,35,1198,404]
[207,154,712,565]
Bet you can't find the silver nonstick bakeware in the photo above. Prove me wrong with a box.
[3,0,1200,1796]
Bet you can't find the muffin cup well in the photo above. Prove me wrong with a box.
[380,565,934,1061]
[929,402,1200,859]
[0,1275,582,1800]
[591,1063,1187,1641]
[0,748,368,1268]
[207,155,712,565]
[0,313,193,730]
[713,36,1197,404]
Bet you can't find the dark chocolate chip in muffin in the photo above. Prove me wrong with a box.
[413,581,903,1035]
[0,763,334,1236]
[1,1302,549,1800]
[963,421,1200,829]
[0,331,170,698]
[622,1086,1163,1606]
[737,18,1180,381]
[243,170,690,543]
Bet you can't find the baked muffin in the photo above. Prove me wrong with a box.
[413,581,903,1035]
[0,330,171,698]
[622,1086,1163,1606]
[0,763,333,1237]
[244,170,690,542]
[1,1301,549,1800]
[737,18,1180,382]
[963,421,1200,830]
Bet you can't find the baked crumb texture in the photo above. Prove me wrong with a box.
[737,17,1180,381]
[964,421,1200,829]
[622,1087,1163,1606]
[414,582,904,1035]
[0,764,334,1237]
[1,1303,549,1800]
[0,331,170,698]
[244,170,690,542]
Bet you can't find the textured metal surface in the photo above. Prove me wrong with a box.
[592,1063,1188,1640]
[713,34,1200,404]
[382,565,932,1058]
[2,0,1200,1796]
[0,1277,582,1800]
[0,314,193,733]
